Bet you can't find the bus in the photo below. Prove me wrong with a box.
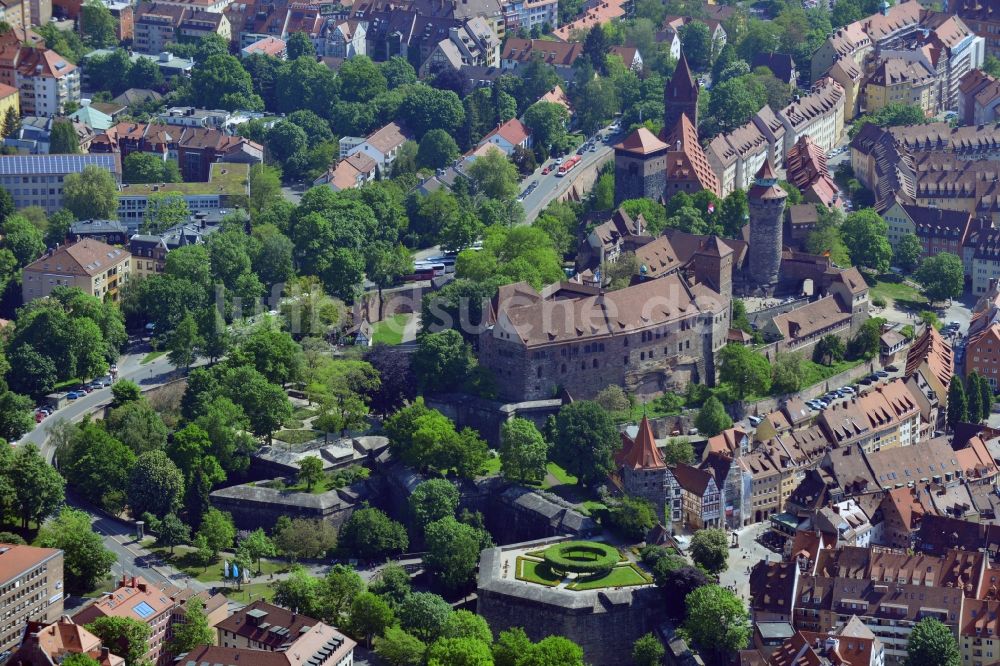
[405,262,446,282]
[557,155,582,176]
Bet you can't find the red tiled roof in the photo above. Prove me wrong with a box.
[617,415,665,469]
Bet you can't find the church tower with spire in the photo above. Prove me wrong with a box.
[663,50,698,133]
[616,414,680,524]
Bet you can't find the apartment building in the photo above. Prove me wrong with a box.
[881,198,973,256]
[419,16,500,76]
[952,0,1000,58]
[0,29,78,116]
[810,1,922,81]
[215,600,355,666]
[323,20,365,58]
[0,545,64,657]
[817,379,921,454]
[784,135,839,208]
[21,238,130,303]
[12,616,124,665]
[865,58,938,116]
[959,69,1000,125]
[117,163,249,230]
[336,122,410,174]
[500,0,557,32]
[779,77,846,156]
[0,153,121,214]
[500,37,583,82]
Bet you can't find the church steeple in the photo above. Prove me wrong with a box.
[664,50,698,132]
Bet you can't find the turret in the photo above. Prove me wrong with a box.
[747,160,787,292]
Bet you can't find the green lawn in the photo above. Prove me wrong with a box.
[52,377,82,391]
[516,557,562,586]
[141,351,166,364]
[869,277,928,310]
[480,455,501,475]
[273,429,321,445]
[292,407,318,420]
[145,543,288,582]
[800,358,864,387]
[217,582,276,604]
[578,501,607,516]
[566,563,652,590]
[544,462,578,487]
[372,313,412,345]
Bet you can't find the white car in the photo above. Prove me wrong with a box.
[748,415,762,426]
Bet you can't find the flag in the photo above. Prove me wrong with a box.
[223,561,230,578]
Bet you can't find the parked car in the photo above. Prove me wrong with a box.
[748,415,762,426]
[66,391,81,400]
[841,386,855,394]
[885,365,899,372]
[875,370,889,378]
[541,166,551,175]
[554,157,564,165]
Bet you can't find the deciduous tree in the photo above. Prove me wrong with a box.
[338,506,408,560]
[695,396,732,436]
[551,401,618,487]
[499,418,548,484]
[689,528,729,574]
[38,508,115,593]
[906,617,960,666]
[62,166,118,219]
[683,585,750,658]
[915,253,964,303]
[86,617,151,666]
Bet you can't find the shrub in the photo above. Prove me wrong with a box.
[542,541,619,575]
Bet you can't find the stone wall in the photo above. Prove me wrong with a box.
[748,197,786,290]
[614,152,667,206]
[425,393,563,446]
[736,359,877,419]
[477,544,664,666]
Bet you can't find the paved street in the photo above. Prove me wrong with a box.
[519,124,623,223]
[718,523,777,604]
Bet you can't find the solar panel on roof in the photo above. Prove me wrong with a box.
[0,154,118,176]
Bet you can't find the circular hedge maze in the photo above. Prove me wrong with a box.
[542,541,619,576]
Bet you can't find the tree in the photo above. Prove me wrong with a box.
[286,31,315,60]
[297,455,324,491]
[369,562,412,608]
[124,152,180,184]
[375,626,427,666]
[718,345,771,399]
[968,371,984,423]
[398,592,453,641]
[493,628,533,666]
[442,610,492,643]
[467,148,521,200]
[157,513,190,554]
[61,655,101,666]
[398,85,465,139]
[85,617,151,666]
[62,421,135,509]
[848,317,887,361]
[813,334,845,366]
[61,165,118,219]
[127,450,183,519]
[11,444,64,530]
[981,372,993,419]
[915,253,964,303]
[683,585,750,658]
[412,331,473,394]
[632,633,666,666]
[274,518,336,561]
[690,528,729,574]
[606,495,657,541]
[37,508,115,593]
[49,119,80,154]
[409,479,459,532]
[166,311,201,372]
[662,437,694,465]
[523,102,569,157]
[366,242,412,319]
[169,596,213,654]
[706,75,766,134]
[350,592,395,647]
[423,516,491,591]
[0,388,34,442]
[551,401,618,487]
[80,0,118,46]
[680,22,712,69]
[238,528,276,573]
[842,209,892,272]
[338,506,409,560]
[196,508,235,557]
[695,396,732,437]
[427,638,493,666]
[417,129,460,169]
[771,353,805,394]
[191,54,262,111]
[906,617,960,666]
[896,233,922,273]
[948,378,968,431]
[520,636,585,666]
[657,565,710,618]
[499,418,548,484]
[3,106,21,138]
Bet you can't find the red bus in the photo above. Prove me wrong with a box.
[557,155,582,176]
[405,262,445,282]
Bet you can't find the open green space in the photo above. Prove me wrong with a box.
[371,313,412,345]
[544,462,578,487]
[578,500,607,516]
[52,377,82,390]
[480,455,501,475]
[799,358,865,387]
[869,275,928,311]
[544,541,619,574]
[566,562,652,590]
[217,582,276,603]
[140,351,165,364]
[258,465,370,495]
[516,557,562,586]
[272,429,322,445]
[144,543,287,582]
[292,406,318,420]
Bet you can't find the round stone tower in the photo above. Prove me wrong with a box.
[747,159,786,292]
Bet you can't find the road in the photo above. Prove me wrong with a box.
[21,347,181,461]
[519,124,623,223]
